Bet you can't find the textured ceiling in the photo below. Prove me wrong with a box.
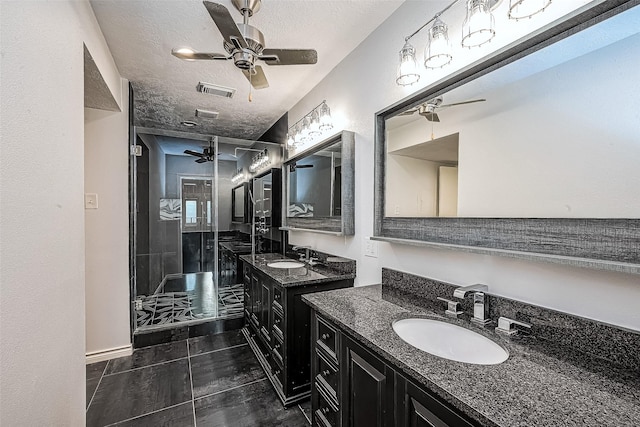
[90,0,404,140]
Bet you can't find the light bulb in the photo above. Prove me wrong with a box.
[319,102,333,131]
[396,42,420,86]
[309,109,321,136]
[508,0,552,20]
[425,18,452,69]
[461,0,495,48]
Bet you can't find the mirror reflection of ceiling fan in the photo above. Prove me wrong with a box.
[172,0,318,91]
[400,96,486,122]
[184,139,216,163]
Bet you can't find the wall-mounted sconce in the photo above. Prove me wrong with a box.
[249,149,270,172]
[231,168,245,184]
[395,0,552,86]
[288,100,334,148]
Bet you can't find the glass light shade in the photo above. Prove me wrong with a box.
[309,109,321,136]
[461,0,495,48]
[287,132,295,146]
[300,116,311,141]
[294,123,303,144]
[424,18,452,69]
[319,102,333,131]
[508,0,552,20]
[396,42,420,86]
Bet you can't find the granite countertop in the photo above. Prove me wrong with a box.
[240,253,356,288]
[219,241,252,253]
[302,285,640,427]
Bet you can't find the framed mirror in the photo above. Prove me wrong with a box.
[232,183,249,223]
[374,1,640,274]
[283,131,355,235]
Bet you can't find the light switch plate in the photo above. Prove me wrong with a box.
[364,237,379,258]
[85,193,98,209]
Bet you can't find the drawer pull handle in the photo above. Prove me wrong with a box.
[322,370,330,377]
[321,407,329,414]
[321,333,330,340]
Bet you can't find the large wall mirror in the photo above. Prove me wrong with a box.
[283,131,355,235]
[374,1,640,274]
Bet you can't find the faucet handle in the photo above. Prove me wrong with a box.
[437,297,464,318]
[495,317,532,335]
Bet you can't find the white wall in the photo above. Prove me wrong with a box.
[84,79,131,356]
[0,1,124,424]
[287,1,640,331]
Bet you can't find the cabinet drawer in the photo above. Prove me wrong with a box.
[272,300,284,317]
[273,312,284,331]
[315,379,340,427]
[316,316,338,363]
[316,349,339,399]
[272,334,284,367]
[273,286,283,304]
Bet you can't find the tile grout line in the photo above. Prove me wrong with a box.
[298,403,312,425]
[86,359,109,412]
[193,377,268,403]
[103,401,192,427]
[187,340,197,427]
[102,356,189,377]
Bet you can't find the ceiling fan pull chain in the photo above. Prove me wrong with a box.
[249,65,253,102]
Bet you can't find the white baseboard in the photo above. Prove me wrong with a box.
[86,345,133,364]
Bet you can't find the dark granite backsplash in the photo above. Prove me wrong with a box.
[382,268,640,371]
[285,245,356,276]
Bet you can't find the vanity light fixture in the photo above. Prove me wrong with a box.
[287,100,334,148]
[396,41,421,86]
[508,0,552,20]
[231,168,246,184]
[425,17,453,69]
[461,0,496,48]
[395,0,551,86]
[249,149,270,173]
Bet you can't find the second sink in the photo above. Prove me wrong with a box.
[267,261,305,269]
[392,318,508,365]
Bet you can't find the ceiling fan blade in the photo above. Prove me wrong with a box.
[260,49,318,65]
[242,65,269,89]
[399,109,417,116]
[195,158,208,163]
[171,48,230,61]
[184,150,204,157]
[439,99,486,108]
[420,112,440,122]
[203,1,248,49]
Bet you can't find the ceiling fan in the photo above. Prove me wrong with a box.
[400,96,486,122]
[184,139,216,163]
[172,0,318,90]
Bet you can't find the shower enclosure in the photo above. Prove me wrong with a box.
[129,130,282,342]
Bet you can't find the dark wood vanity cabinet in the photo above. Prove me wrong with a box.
[311,311,479,427]
[243,262,353,406]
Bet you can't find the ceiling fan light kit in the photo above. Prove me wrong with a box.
[396,0,552,86]
[171,0,318,95]
[287,100,334,148]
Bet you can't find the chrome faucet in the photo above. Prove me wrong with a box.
[453,284,491,326]
[292,245,311,261]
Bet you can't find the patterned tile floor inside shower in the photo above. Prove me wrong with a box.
[135,273,244,330]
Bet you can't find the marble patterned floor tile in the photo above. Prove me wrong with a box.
[194,379,308,427]
[86,359,191,427]
[188,330,247,356]
[190,345,264,398]
[110,402,195,427]
[105,341,188,375]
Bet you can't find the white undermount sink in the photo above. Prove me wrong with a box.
[392,318,508,365]
[267,261,305,269]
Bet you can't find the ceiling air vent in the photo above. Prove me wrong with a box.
[195,109,219,119]
[196,82,236,98]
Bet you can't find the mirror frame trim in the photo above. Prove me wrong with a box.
[373,0,640,274]
[283,130,355,235]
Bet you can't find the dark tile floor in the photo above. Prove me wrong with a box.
[86,330,310,427]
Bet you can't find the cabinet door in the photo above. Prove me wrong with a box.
[341,336,394,427]
[397,376,476,427]
[259,276,272,344]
